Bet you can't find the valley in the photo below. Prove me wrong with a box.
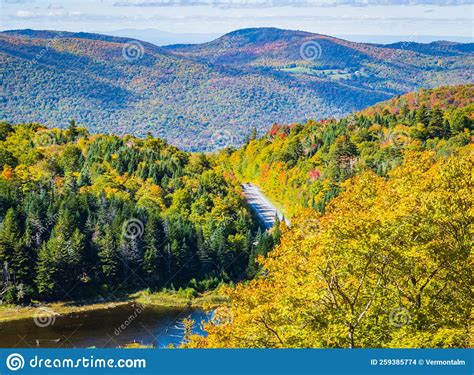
[0,0,473,363]
[0,28,472,348]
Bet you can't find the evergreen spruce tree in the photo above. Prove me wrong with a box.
[68,119,78,140]
[415,104,429,126]
[0,208,22,266]
[98,225,120,287]
[0,208,34,289]
[272,215,282,245]
[35,242,57,299]
[143,215,165,287]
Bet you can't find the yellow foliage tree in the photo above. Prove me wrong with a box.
[188,146,473,348]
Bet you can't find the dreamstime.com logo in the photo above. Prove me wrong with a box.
[299,40,322,61]
[389,307,411,327]
[4,353,147,371]
[33,307,57,328]
[122,218,145,240]
[6,353,25,371]
[34,132,56,147]
[122,40,145,62]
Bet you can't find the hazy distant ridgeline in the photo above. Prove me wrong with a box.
[1,28,473,151]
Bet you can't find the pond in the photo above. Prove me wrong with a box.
[0,303,208,348]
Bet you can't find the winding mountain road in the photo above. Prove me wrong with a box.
[241,183,290,229]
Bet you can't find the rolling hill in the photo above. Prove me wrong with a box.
[219,83,473,217]
[1,28,472,151]
[189,84,473,348]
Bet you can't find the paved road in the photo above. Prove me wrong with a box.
[242,183,290,229]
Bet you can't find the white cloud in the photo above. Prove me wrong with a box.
[15,10,33,17]
[47,4,64,10]
[1,0,472,38]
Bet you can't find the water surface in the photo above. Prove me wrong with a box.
[0,303,208,348]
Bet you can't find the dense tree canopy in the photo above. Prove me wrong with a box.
[0,123,275,303]
[189,146,473,349]
[188,84,473,348]
[0,84,471,349]
[220,84,473,218]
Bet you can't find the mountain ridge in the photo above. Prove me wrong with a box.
[1,27,472,151]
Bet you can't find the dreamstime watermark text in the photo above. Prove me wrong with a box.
[5,353,146,371]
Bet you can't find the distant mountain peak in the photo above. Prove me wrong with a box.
[223,27,313,37]
[219,27,321,45]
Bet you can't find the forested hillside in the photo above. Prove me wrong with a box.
[220,84,473,217]
[187,84,473,348]
[0,84,472,347]
[0,122,278,303]
[167,28,473,95]
[1,28,473,151]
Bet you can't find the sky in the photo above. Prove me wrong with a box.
[1,0,473,43]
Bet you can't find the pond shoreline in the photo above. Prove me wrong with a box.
[0,301,210,348]
[0,290,227,324]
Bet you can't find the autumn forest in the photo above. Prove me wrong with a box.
[0,80,472,349]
